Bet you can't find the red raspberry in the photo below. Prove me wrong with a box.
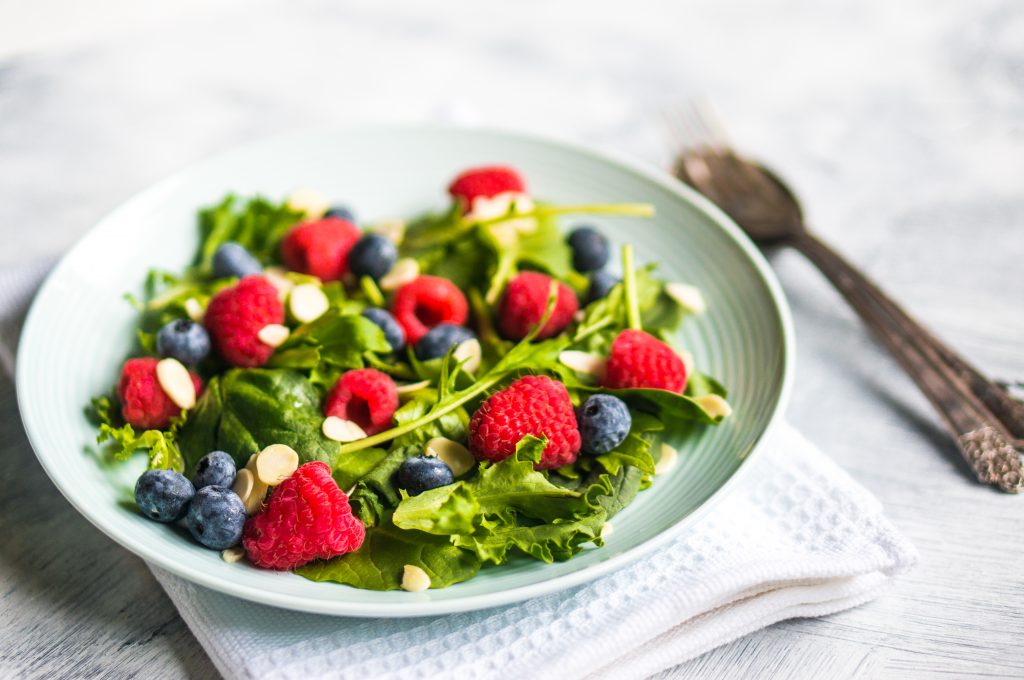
[204,276,285,367]
[390,275,469,345]
[497,271,578,340]
[323,368,398,435]
[603,329,688,393]
[117,357,203,430]
[280,217,361,281]
[448,165,527,211]
[468,375,581,470]
[243,461,365,570]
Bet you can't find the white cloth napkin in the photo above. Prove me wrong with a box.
[2,261,917,680]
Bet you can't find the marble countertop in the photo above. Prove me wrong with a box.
[1,0,1022,677]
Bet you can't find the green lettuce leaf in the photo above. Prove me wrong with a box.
[90,396,185,472]
[195,195,304,272]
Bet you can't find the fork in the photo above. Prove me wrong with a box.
[667,103,1024,493]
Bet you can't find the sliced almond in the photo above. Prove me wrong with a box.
[231,467,255,501]
[156,358,197,410]
[695,394,733,419]
[655,443,678,475]
[263,266,296,301]
[559,350,608,380]
[677,349,695,376]
[184,297,204,322]
[371,218,406,245]
[600,522,614,540]
[286,188,329,219]
[666,282,706,315]
[379,258,419,292]
[425,437,474,476]
[322,416,367,443]
[255,444,299,486]
[221,547,246,563]
[257,323,290,348]
[233,467,269,515]
[401,564,431,592]
[395,379,432,394]
[244,482,269,515]
[289,283,329,323]
[454,338,482,373]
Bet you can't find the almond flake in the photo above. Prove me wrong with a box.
[255,444,299,486]
[221,547,246,563]
[559,350,608,380]
[231,467,255,501]
[184,297,204,322]
[257,324,290,348]
[454,338,482,373]
[322,416,367,443]
[600,523,614,540]
[263,267,295,301]
[666,282,706,315]
[655,443,678,475]
[371,218,406,245]
[425,437,475,476]
[156,358,196,410]
[695,394,733,419]
[379,258,419,292]
[289,283,329,323]
[286,188,329,219]
[401,564,431,592]
[395,379,432,394]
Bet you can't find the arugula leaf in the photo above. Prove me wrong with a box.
[295,520,480,591]
[195,195,304,272]
[347,446,421,527]
[176,369,343,472]
[332,447,389,492]
[90,397,185,472]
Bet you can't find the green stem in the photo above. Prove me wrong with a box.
[359,276,385,307]
[622,244,642,330]
[472,203,654,230]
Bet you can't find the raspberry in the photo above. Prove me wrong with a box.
[204,276,285,367]
[468,375,581,470]
[448,165,527,210]
[118,358,203,430]
[280,217,361,281]
[390,276,469,345]
[497,271,578,340]
[243,461,365,570]
[323,368,398,435]
[603,329,688,393]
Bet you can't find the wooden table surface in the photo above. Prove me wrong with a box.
[1,1,1022,677]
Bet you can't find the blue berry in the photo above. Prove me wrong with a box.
[212,242,263,279]
[567,226,609,272]
[587,270,619,303]
[324,205,356,222]
[348,234,397,281]
[156,318,211,365]
[362,307,406,352]
[186,486,247,550]
[415,324,476,361]
[135,469,195,523]
[397,455,454,496]
[193,451,236,489]
[578,394,632,454]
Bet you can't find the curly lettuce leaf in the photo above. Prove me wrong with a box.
[90,397,185,472]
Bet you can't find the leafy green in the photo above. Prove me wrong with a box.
[90,397,185,472]
[295,520,480,591]
[347,446,421,527]
[194,195,304,272]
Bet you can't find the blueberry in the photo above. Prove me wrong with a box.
[587,270,620,303]
[212,241,263,279]
[186,486,247,550]
[415,324,476,361]
[193,451,236,489]
[135,469,195,523]
[362,307,406,352]
[324,205,356,222]
[397,455,454,496]
[348,234,397,281]
[578,394,632,455]
[567,226,609,272]
[156,318,211,365]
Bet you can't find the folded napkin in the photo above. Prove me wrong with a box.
[1,261,917,680]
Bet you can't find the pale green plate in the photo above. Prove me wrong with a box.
[17,126,793,617]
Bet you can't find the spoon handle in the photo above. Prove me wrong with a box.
[790,230,1023,492]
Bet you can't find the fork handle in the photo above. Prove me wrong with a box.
[788,231,1024,491]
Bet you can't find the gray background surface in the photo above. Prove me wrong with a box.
[1,0,1022,677]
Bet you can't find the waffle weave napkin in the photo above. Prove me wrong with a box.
[1,261,917,680]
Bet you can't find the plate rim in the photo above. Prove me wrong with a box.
[16,123,795,617]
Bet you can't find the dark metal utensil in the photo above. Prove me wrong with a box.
[669,104,1024,493]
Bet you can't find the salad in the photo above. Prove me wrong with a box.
[89,165,732,591]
